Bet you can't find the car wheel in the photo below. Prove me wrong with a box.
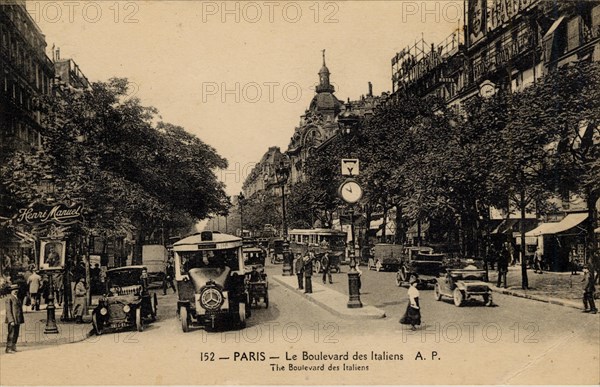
[453,289,464,307]
[180,306,190,333]
[399,266,407,282]
[150,294,158,322]
[238,303,247,329]
[135,308,144,332]
[92,313,103,335]
[395,272,402,287]
[264,293,269,308]
[483,294,493,306]
[434,284,442,301]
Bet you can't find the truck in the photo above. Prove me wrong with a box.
[142,244,168,284]
[369,243,404,272]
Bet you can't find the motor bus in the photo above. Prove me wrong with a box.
[172,231,250,331]
[288,228,347,272]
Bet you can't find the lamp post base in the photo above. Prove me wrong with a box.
[347,271,362,308]
[282,244,293,276]
[44,278,59,334]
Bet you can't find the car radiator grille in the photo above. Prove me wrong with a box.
[115,285,142,296]
[108,304,127,320]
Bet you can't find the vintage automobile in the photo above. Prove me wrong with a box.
[246,266,269,308]
[92,266,158,335]
[434,266,494,307]
[395,246,445,288]
[369,243,403,272]
[270,238,285,264]
[173,231,250,332]
[243,246,266,270]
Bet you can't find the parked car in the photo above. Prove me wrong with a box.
[369,243,403,272]
[92,266,158,335]
[434,267,493,307]
[395,246,445,288]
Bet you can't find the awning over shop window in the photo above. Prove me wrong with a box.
[525,213,588,237]
[491,219,518,234]
[376,221,396,237]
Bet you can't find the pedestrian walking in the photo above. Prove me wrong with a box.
[303,253,314,294]
[294,254,304,290]
[321,252,332,284]
[582,264,597,314]
[399,277,421,331]
[26,270,42,311]
[73,277,87,323]
[533,248,543,274]
[163,261,176,295]
[569,248,579,275]
[496,244,509,289]
[53,272,64,306]
[5,284,24,353]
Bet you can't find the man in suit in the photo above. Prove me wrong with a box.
[5,284,24,353]
[294,254,304,290]
[321,253,333,284]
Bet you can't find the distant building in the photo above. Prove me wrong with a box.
[53,54,90,90]
[0,1,54,156]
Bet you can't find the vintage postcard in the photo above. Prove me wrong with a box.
[1,0,599,386]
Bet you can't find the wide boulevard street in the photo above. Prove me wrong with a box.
[1,262,598,385]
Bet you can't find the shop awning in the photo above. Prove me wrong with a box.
[491,219,518,234]
[376,221,396,237]
[525,213,588,237]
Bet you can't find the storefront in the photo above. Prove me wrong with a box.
[524,213,588,271]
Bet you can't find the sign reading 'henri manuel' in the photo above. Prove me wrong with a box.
[15,202,84,225]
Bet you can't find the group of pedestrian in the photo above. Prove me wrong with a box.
[293,251,336,294]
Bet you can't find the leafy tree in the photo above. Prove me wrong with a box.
[1,78,229,260]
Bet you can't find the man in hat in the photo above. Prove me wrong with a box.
[582,264,597,314]
[294,254,304,290]
[5,284,24,353]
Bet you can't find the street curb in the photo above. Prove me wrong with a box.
[272,275,386,320]
[0,309,94,348]
[490,286,583,310]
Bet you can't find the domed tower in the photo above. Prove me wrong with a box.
[310,49,341,119]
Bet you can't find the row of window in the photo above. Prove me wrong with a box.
[1,13,53,94]
[0,112,42,148]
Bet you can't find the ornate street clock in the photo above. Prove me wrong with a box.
[338,178,363,204]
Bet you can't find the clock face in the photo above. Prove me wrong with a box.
[339,180,363,204]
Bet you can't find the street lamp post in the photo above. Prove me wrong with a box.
[238,192,245,237]
[339,108,363,308]
[275,156,293,276]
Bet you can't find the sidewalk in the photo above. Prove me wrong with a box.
[488,266,594,310]
[0,298,93,351]
[272,275,386,319]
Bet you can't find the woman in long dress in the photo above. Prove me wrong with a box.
[400,278,421,330]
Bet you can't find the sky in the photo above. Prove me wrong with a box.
[29,0,463,196]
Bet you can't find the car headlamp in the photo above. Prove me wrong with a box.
[123,305,131,313]
[100,308,108,316]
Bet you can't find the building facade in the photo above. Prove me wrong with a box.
[0,1,54,157]
[390,0,600,269]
